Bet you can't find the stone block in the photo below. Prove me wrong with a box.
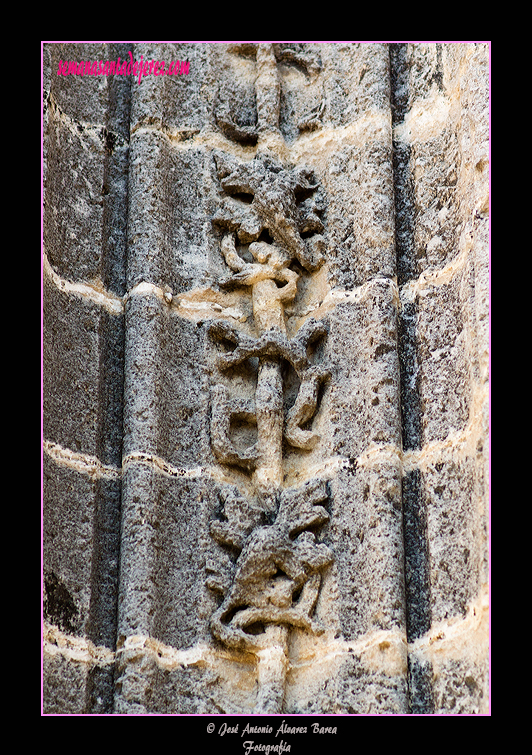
[410,130,461,274]
[325,282,401,458]
[156,313,210,469]
[285,650,408,714]
[432,654,489,715]
[122,293,162,457]
[327,460,405,642]
[47,43,113,124]
[129,43,208,134]
[318,43,391,128]
[43,104,106,283]
[43,456,96,637]
[117,463,219,649]
[114,647,243,714]
[86,475,122,649]
[123,294,209,466]
[422,456,484,624]
[42,653,90,714]
[324,140,396,289]
[416,282,471,445]
[43,275,124,461]
[126,132,216,294]
[42,277,100,454]
[44,43,131,295]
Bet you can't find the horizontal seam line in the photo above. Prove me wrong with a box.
[44,257,404,317]
[43,253,124,314]
[43,623,115,666]
[399,247,469,301]
[43,441,120,478]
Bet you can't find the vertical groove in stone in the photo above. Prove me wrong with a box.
[389,43,434,714]
[86,44,132,714]
[43,42,488,715]
[401,471,434,713]
[114,50,167,711]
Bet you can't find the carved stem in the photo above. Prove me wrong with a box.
[253,356,284,498]
[211,164,329,711]
[256,44,280,133]
[251,266,290,709]
[251,268,289,500]
[254,624,289,714]
[252,278,286,334]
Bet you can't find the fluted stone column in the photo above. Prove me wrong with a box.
[42,42,489,716]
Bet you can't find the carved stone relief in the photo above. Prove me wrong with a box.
[43,41,490,717]
[204,45,333,712]
[215,43,323,145]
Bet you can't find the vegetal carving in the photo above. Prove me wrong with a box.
[205,47,332,712]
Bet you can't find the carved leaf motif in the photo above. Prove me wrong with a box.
[210,385,258,472]
[208,479,333,651]
[212,151,326,271]
[206,146,334,659]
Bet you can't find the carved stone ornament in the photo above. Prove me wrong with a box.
[42,41,490,717]
[198,42,334,714]
[205,145,333,712]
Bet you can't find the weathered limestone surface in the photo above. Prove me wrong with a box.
[43,42,130,713]
[390,42,489,714]
[42,42,490,715]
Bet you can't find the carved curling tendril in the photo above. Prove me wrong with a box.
[206,136,332,712]
[207,480,334,652]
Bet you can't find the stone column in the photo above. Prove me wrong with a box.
[390,42,489,714]
[42,42,131,713]
[43,42,489,716]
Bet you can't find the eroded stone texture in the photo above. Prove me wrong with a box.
[199,122,339,712]
[391,42,489,713]
[43,653,91,714]
[42,42,130,714]
[43,42,489,716]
